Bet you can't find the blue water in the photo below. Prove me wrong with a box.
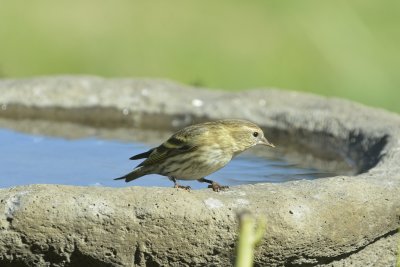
[0,128,328,189]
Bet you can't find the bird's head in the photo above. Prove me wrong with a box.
[219,119,275,154]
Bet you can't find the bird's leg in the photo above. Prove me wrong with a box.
[197,178,229,192]
[169,177,191,191]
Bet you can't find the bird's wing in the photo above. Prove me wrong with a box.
[138,134,198,167]
[129,127,198,161]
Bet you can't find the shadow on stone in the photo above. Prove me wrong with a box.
[68,249,113,267]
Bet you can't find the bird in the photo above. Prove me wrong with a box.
[114,119,275,191]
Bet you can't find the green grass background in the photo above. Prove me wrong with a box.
[0,0,399,113]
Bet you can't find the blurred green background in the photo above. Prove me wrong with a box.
[0,0,399,113]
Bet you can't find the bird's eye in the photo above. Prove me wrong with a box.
[252,132,259,137]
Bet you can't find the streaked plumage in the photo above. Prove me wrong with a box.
[114,119,275,191]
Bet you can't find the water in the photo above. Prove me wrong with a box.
[0,128,333,189]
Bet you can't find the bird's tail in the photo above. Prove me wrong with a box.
[114,166,146,182]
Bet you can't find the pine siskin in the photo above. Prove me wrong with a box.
[114,119,275,191]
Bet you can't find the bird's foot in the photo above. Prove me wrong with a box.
[208,182,229,192]
[174,184,191,191]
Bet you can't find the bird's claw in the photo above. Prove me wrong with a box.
[174,184,191,191]
[208,182,229,192]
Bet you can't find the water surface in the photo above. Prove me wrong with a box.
[0,128,334,189]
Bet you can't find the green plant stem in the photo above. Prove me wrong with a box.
[235,213,266,267]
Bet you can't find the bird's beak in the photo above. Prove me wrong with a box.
[258,137,275,148]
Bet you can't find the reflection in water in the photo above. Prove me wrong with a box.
[0,128,336,189]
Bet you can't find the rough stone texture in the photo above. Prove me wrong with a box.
[0,76,399,266]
